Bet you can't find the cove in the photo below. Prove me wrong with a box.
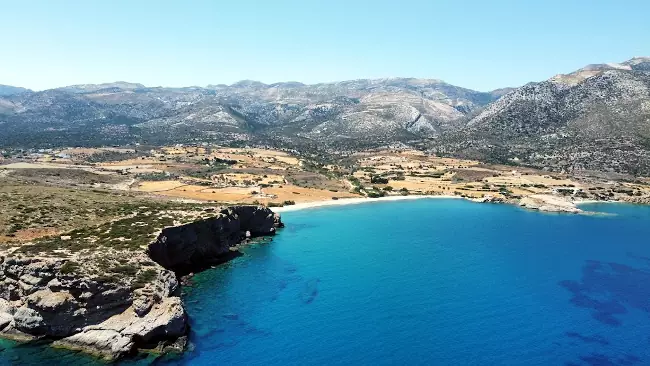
[2,199,650,365]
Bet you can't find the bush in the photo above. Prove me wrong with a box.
[370,175,389,184]
[136,172,174,181]
[383,186,393,191]
[282,200,296,206]
[60,261,79,274]
[136,269,157,284]
[111,265,139,275]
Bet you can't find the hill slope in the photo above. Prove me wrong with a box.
[431,57,650,175]
[0,78,502,149]
[2,58,650,175]
[0,84,31,96]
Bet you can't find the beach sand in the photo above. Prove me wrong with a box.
[272,195,459,212]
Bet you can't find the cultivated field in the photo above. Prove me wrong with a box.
[1,144,649,250]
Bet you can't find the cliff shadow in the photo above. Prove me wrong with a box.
[173,250,244,277]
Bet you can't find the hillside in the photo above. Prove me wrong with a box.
[0,84,31,96]
[2,57,650,175]
[432,57,650,175]
[0,78,501,150]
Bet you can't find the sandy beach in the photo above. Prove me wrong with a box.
[272,195,459,212]
[574,199,616,205]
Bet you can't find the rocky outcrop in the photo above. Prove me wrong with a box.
[518,194,582,213]
[0,205,282,360]
[52,296,186,359]
[0,256,183,360]
[147,206,283,271]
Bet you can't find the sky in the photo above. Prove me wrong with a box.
[1,0,649,92]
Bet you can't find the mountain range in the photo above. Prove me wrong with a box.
[1,57,649,175]
[0,84,31,96]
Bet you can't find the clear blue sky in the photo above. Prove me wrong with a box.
[1,0,648,91]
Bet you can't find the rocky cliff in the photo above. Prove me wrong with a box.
[0,205,283,360]
[0,255,184,359]
[148,206,283,272]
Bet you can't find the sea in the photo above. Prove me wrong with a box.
[2,199,650,365]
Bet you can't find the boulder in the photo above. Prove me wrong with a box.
[0,256,186,359]
[53,329,134,360]
[53,296,187,360]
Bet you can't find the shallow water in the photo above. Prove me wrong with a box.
[2,199,650,365]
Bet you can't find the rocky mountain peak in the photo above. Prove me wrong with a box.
[0,84,31,96]
[230,80,268,89]
[622,56,650,71]
[58,81,146,93]
[550,57,650,86]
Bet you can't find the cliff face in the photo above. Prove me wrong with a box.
[148,206,283,271]
[0,206,282,360]
[0,255,185,359]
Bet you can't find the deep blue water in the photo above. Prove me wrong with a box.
[2,199,650,365]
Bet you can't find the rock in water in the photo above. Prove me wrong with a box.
[52,297,187,360]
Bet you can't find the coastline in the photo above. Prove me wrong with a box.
[272,194,647,214]
[272,195,460,212]
[574,199,618,205]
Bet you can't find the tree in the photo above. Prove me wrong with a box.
[370,175,389,184]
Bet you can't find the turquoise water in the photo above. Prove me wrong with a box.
[2,199,650,365]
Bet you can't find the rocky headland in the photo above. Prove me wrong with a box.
[0,205,283,360]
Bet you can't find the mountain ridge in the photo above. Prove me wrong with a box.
[2,57,650,175]
[0,77,507,149]
[433,57,650,175]
[0,84,31,96]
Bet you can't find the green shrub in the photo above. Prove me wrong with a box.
[136,269,157,284]
[111,264,139,275]
[60,261,80,274]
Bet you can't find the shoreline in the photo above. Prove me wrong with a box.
[272,195,460,212]
[272,194,648,214]
[575,199,619,205]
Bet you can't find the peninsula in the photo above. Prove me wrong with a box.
[0,202,282,360]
